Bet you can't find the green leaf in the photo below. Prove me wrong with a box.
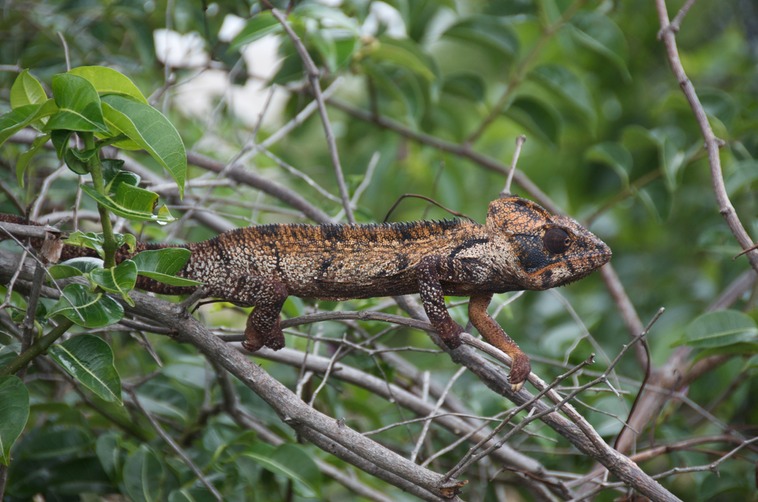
[123,445,170,502]
[10,69,47,108]
[699,88,738,128]
[0,376,30,466]
[69,66,148,104]
[726,160,758,196]
[306,23,340,72]
[119,233,137,254]
[132,248,200,287]
[64,232,136,257]
[585,142,633,186]
[568,13,630,81]
[95,432,123,479]
[105,167,140,192]
[692,342,758,362]
[442,73,486,102]
[506,96,561,145]
[63,147,92,175]
[49,257,104,279]
[0,101,58,147]
[90,260,138,305]
[16,133,51,185]
[48,335,122,403]
[677,310,758,349]
[45,73,109,133]
[244,443,320,498]
[531,64,597,131]
[647,127,686,191]
[65,232,107,257]
[80,184,174,224]
[50,129,73,160]
[362,63,429,124]
[270,444,321,497]
[134,389,188,423]
[113,182,159,213]
[230,11,282,51]
[442,15,519,60]
[369,37,437,82]
[48,283,124,328]
[101,94,186,197]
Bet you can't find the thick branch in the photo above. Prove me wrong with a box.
[0,251,677,501]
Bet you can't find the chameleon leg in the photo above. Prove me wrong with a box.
[212,275,288,352]
[417,256,464,349]
[468,293,531,391]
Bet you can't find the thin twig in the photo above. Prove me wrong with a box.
[502,135,527,195]
[267,7,355,223]
[655,0,758,272]
[127,388,223,501]
[410,366,467,463]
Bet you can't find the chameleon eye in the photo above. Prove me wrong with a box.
[543,227,572,254]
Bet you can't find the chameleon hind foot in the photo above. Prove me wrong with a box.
[241,314,285,352]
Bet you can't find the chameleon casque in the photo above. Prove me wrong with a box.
[2,195,611,390]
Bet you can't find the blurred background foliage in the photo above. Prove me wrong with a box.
[1,0,756,500]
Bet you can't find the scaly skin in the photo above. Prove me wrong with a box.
[1,195,611,390]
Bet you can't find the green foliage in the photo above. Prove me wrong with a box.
[100,94,186,193]
[0,66,186,198]
[1,0,757,500]
[48,335,122,403]
[131,248,201,287]
[48,283,125,327]
[0,376,29,466]
[243,443,322,498]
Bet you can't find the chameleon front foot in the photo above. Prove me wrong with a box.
[507,353,531,392]
[469,293,531,392]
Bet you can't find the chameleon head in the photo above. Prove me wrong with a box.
[486,195,612,290]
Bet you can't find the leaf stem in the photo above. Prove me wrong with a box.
[82,133,117,268]
[0,318,74,376]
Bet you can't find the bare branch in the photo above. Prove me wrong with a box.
[502,135,526,195]
[655,0,758,272]
[267,7,354,222]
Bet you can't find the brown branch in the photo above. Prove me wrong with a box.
[137,308,466,498]
[253,346,574,497]
[655,0,758,272]
[629,434,748,464]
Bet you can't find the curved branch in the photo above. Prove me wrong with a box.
[655,0,758,272]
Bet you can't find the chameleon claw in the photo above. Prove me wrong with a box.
[243,312,284,351]
[241,336,264,352]
[241,326,284,352]
[264,329,285,350]
[508,353,531,392]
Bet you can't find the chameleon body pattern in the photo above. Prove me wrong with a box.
[4,196,611,390]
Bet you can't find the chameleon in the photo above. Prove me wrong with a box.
[1,195,611,390]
